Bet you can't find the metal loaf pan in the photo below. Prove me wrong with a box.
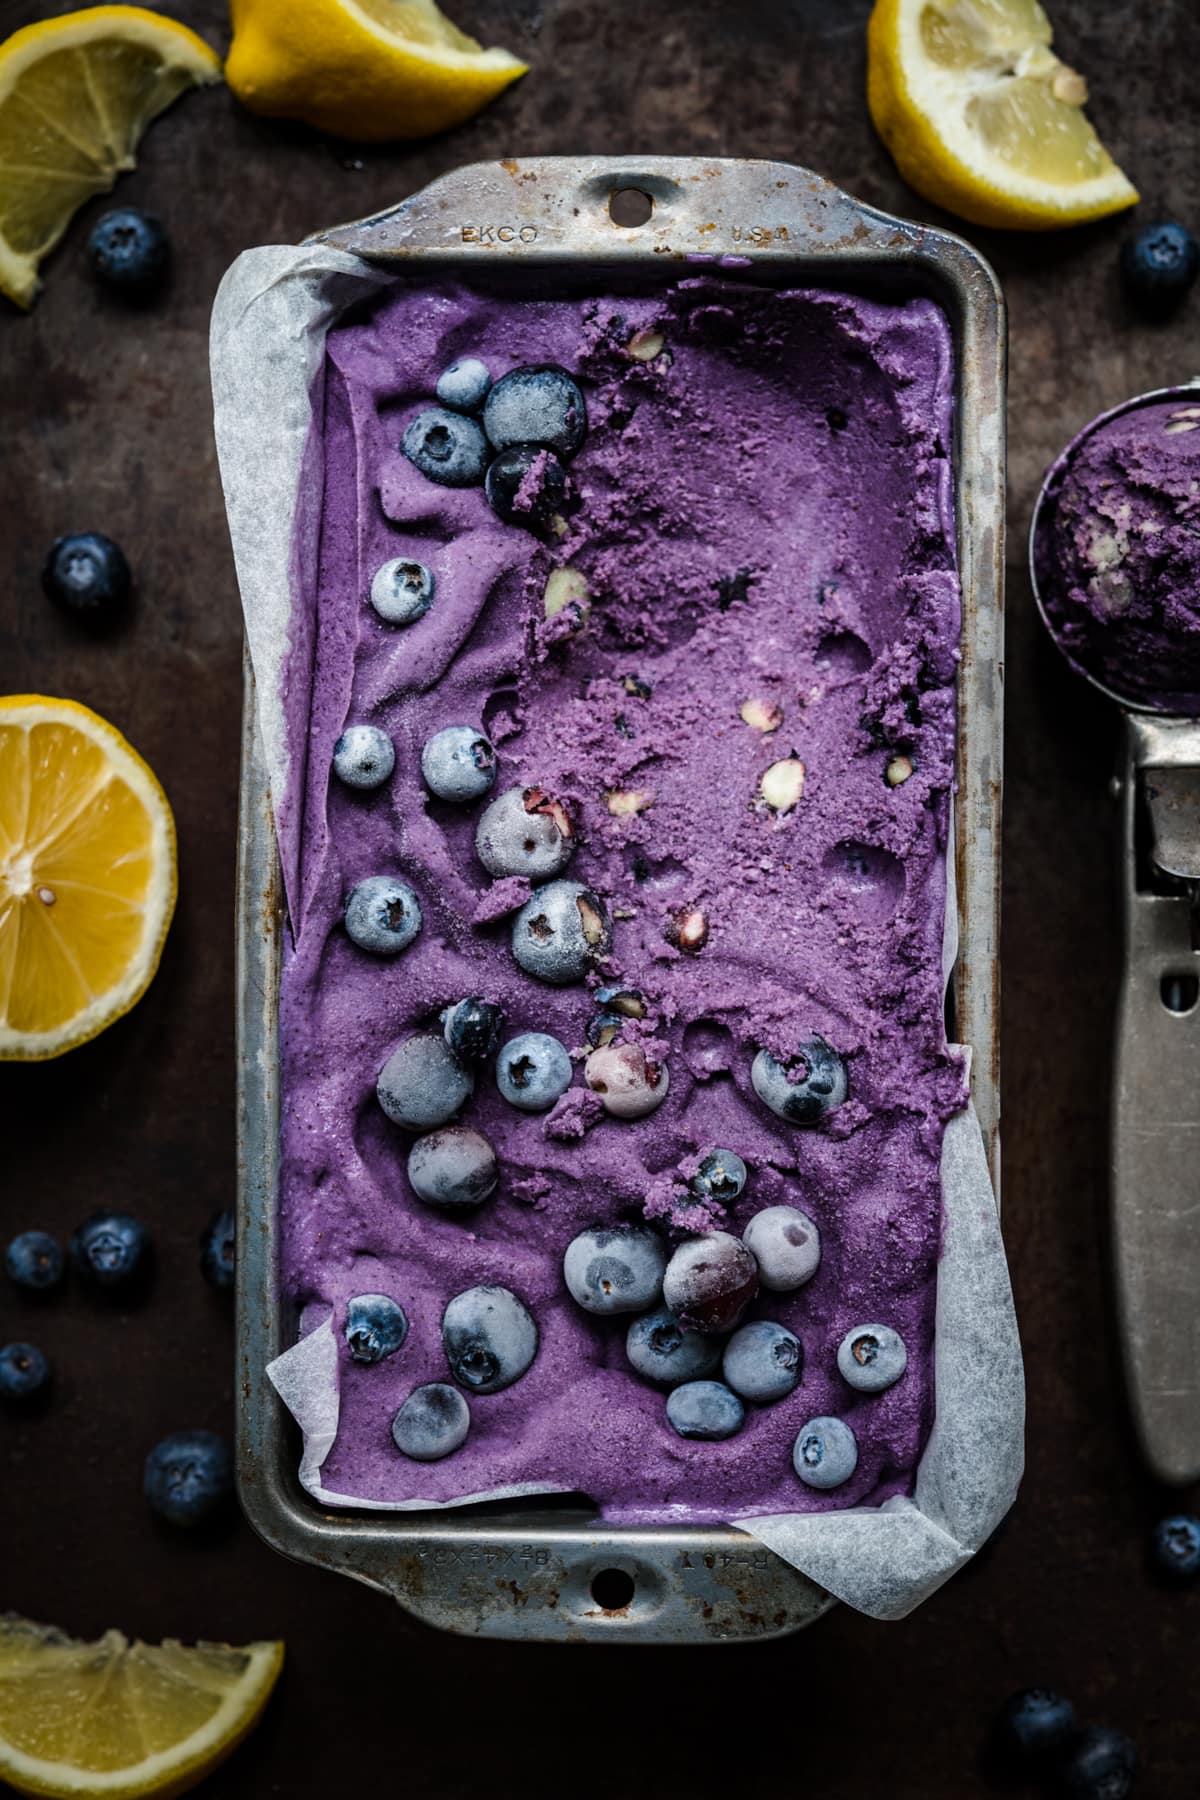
[236,156,1005,1644]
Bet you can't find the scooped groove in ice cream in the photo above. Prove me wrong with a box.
[1035,393,1200,714]
[278,274,966,1524]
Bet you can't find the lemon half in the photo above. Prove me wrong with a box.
[868,0,1138,230]
[0,6,221,308]
[226,0,527,141]
[0,1616,283,1799]
[0,696,177,1060]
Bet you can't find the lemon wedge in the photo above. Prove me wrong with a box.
[0,696,176,1061]
[0,6,221,308]
[867,0,1138,229]
[225,0,527,141]
[0,1616,283,1799]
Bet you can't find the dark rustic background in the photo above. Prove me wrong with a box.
[2,1,1198,1793]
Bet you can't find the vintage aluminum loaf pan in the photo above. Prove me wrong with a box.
[235,155,1005,1644]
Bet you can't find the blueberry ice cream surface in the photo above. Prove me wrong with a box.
[1036,395,1200,714]
[278,275,964,1523]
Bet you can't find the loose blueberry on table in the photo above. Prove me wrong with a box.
[70,1212,150,1288]
[1058,1726,1138,1800]
[1151,1512,1200,1579]
[996,1688,1078,1762]
[200,1209,236,1291]
[1120,219,1200,313]
[5,1230,64,1293]
[0,1342,51,1402]
[144,1431,233,1526]
[87,206,169,290]
[42,531,131,620]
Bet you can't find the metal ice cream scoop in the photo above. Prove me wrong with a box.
[1031,383,1200,1486]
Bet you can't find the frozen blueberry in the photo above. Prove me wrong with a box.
[837,1323,907,1393]
[442,997,505,1064]
[483,365,587,459]
[70,1212,150,1288]
[332,724,394,791]
[199,1209,236,1291]
[402,405,489,486]
[344,1294,409,1364]
[666,1380,745,1441]
[344,875,422,956]
[42,532,131,620]
[377,1033,473,1131]
[691,1150,747,1205]
[436,357,492,413]
[511,880,611,985]
[584,1043,669,1118]
[563,1225,666,1316]
[1059,1726,1138,1800]
[722,1320,803,1403]
[662,1232,758,1335]
[420,725,497,804]
[442,1285,538,1393]
[1120,220,1199,313]
[369,557,435,626]
[0,1342,50,1402]
[485,444,570,531]
[144,1430,233,1526]
[5,1230,64,1293]
[87,206,168,289]
[996,1689,1078,1762]
[1152,1513,1200,1579]
[626,1306,723,1385]
[793,1416,858,1489]
[496,1031,573,1112]
[475,785,574,880]
[751,1036,848,1125]
[392,1382,470,1461]
[407,1127,498,1212]
[743,1204,821,1291]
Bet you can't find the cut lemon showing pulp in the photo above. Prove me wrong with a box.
[225,0,527,141]
[0,7,221,309]
[0,697,176,1061]
[867,0,1138,230]
[0,1616,283,1799]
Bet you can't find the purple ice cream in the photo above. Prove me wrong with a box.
[278,275,965,1524]
[1036,394,1200,714]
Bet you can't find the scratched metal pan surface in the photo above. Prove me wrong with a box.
[235,156,1005,1644]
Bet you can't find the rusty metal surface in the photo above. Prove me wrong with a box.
[2,0,1199,1787]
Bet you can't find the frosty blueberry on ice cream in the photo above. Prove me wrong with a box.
[278,273,965,1524]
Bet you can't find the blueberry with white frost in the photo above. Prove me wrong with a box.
[442,1285,538,1393]
[837,1323,908,1393]
[369,557,434,626]
[344,876,422,956]
[344,1294,409,1365]
[722,1320,803,1403]
[392,1383,470,1461]
[751,1035,848,1125]
[626,1307,722,1385]
[563,1225,666,1315]
[332,724,394,791]
[662,1232,759,1335]
[691,1149,747,1204]
[476,785,575,880]
[511,880,610,985]
[435,357,491,413]
[421,725,497,803]
[496,1031,573,1112]
[402,405,489,486]
[483,365,587,460]
[793,1416,858,1489]
[666,1381,745,1441]
[743,1204,821,1292]
[377,1034,473,1132]
[584,1042,669,1118]
[442,997,505,1063]
[407,1127,498,1211]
